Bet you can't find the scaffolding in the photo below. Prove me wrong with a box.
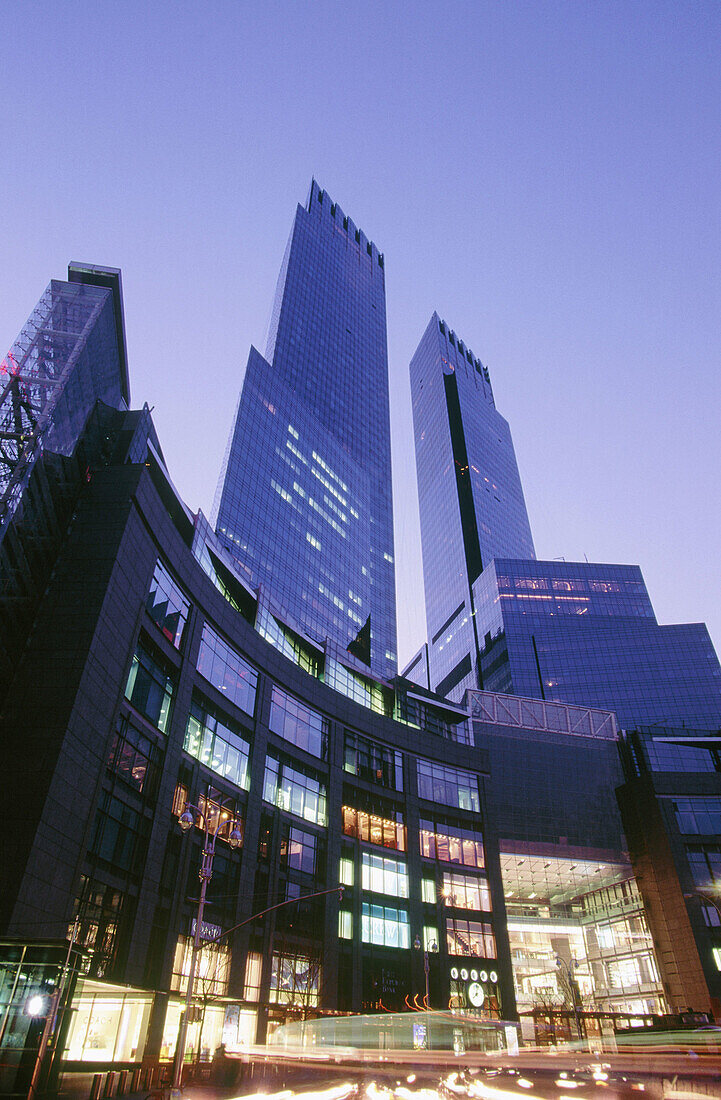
[0,281,109,538]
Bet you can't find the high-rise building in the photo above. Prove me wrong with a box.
[409,313,535,699]
[3,254,717,1089]
[409,316,721,728]
[214,182,397,678]
[473,558,721,729]
[0,263,129,536]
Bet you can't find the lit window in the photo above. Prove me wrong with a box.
[361,902,409,948]
[196,623,257,716]
[361,851,409,898]
[422,879,436,904]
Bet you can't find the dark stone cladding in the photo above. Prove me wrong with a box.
[0,404,514,1049]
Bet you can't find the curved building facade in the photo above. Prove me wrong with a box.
[1,399,511,1086]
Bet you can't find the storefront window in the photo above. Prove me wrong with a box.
[64,986,152,1062]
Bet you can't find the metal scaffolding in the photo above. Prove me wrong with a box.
[0,281,107,537]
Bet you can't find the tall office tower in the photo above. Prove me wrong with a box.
[409,313,535,699]
[0,263,129,538]
[409,315,721,726]
[472,558,721,729]
[214,182,397,678]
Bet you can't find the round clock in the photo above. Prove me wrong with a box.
[467,981,485,1008]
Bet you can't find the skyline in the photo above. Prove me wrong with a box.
[3,1,721,672]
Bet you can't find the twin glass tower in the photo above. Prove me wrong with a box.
[215,181,721,730]
[214,181,397,679]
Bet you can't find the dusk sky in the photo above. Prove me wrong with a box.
[3,1,721,672]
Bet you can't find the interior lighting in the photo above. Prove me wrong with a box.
[25,995,47,1017]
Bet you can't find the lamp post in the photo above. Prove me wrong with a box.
[414,935,438,1047]
[173,796,242,1089]
[555,956,582,1039]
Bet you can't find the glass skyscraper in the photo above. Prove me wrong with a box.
[214,182,397,678]
[409,313,535,698]
[410,316,721,727]
[473,559,721,729]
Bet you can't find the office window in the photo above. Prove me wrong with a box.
[687,844,721,887]
[269,950,319,1006]
[339,911,353,939]
[107,716,161,797]
[361,852,409,898]
[446,918,496,958]
[673,797,721,835]
[263,756,327,826]
[361,903,410,948]
[416,759,480,812]
[419,819,484,868]
[125,641,174,732]
[183,697,251,790]
[342,805,406,851]
[196,622,257,716]
[339,856,354,886]
[442,871,492,912]
[422,879,436,904]
[280,825,319,875]
[343,730,403,790]
[269,686,328,759]
[146,559,189,647]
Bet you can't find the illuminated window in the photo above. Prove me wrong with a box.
[420,819,484,868]
[441,871,492,911]
[244,952,262,999]
[422,879,436,904]
[183,697,251,790]
[361,851,408,898]
[263,756,327,826]
[339,911,353,939]
[196,623,257,716]
[172,936,230,996]
[257,607,321,678]
[270,950,320,1006]
[423,926,438,951]
[446,918,496,958]
[125,641,174,733]
[269,686,328,758]
[361,903,409,948]
[107,716,160,797]
[416,759,480,813]
[340,857,354,886]
[342,805,406,851]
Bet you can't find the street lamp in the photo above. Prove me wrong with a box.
[684,888,721,922]
[414,934,438,1046]
[555,956,582,1039]
[173,796,242,1089]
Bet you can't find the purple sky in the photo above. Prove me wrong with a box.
[3,1,721,671]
